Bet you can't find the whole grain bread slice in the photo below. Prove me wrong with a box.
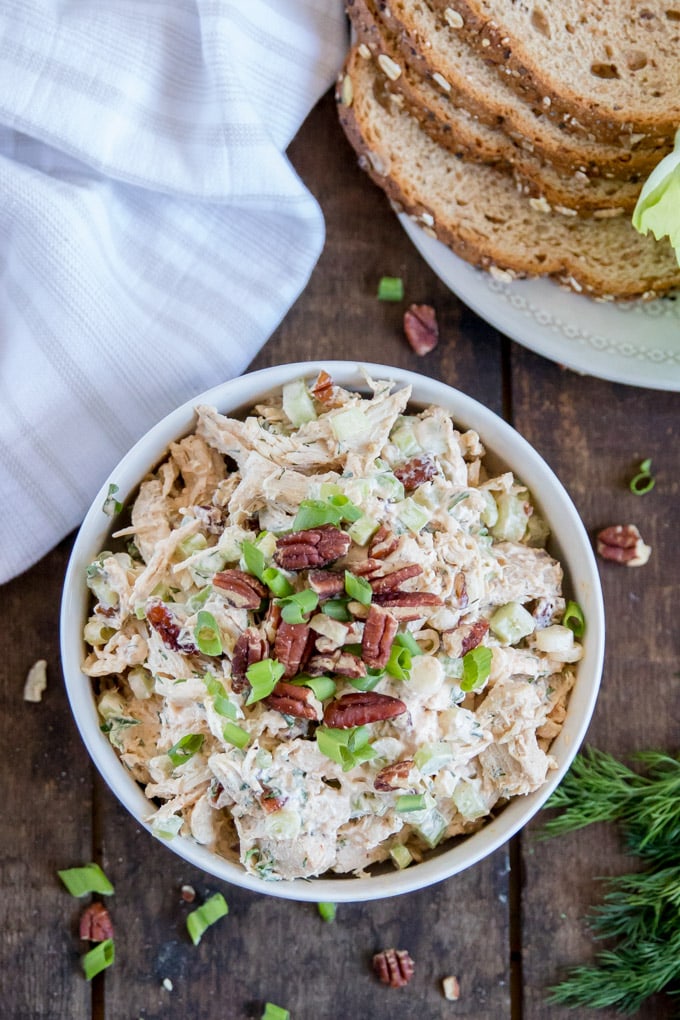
[336,47,680,299]
[358,0,672,168]
[350,3,643,215]
[427,0,680,144]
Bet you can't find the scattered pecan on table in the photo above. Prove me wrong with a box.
[372,948,415,988]
[596,524,652,566]
[404,303,439,356]
[79,902,114,943]
[323,691,407,729]
[274,525,351,570]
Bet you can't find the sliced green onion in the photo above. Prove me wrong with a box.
[293,494,362,531]
[241,539,266,579]
[344,570,373,606]
[562,600,586,639]
[386,643,412,681]
[395,794,427,813]
[321,598,353,622]
[394,631,422,656]
[291,675,337,701]
[377,275,404,301]
[317,901,337,922]
[82,939,115,980]
[629,457,655,495]
[276,588,319,624]
[194,610,223,656]
[282,378,317,427]
[460,645,492,692]
[222,721,250,748]
[316,725,376,771]
[262,567,294,598]
[102,483,122,517]
[186,892,229,946]
[187,585,213,612]
[348,671,383,692]
[167,733,204,767]
[57,863,114,898]
[204,673,238,719]
[246,658,285,705]
[261,1004,290,1020]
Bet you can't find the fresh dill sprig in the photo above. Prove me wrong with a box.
[587,865,680,942]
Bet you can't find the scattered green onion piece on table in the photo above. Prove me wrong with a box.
[261,1004,290,1020]
[246,659,285,705]
[396,793,427,813]
[562,601,586,639]
[277,589,319,624]
[194,610,223,656]
[629,458,656,495]
[222,721,250,749]
[344,571,373,606]
[377,275,404,301]
[57,863,114,897]
[460,646,492,692]
[317,901,337,922]
[186,892,229,946]
[82,939,115,980]
[167,733,204,767]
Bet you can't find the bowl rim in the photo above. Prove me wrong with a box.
[60,360,605,902]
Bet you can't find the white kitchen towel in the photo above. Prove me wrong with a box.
[0,0,347,585]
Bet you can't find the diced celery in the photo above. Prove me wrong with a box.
[178,533,207,559]
[331,407,370,441]
[97,690,128,720]
[395,497,431,533]
[490,602,535,644]
[264,808,302,841]
[390,417,422,457]
[452,781,488,821]
[348,513,380,546]
[83,618,116,646]
[390,844,413,870]
[414,741,454,776]
[151,814,183,840]
[479,490,499,528]
[282,378,317,426]
[127,666,154,700]
[372,470,405,502]
[412,808,448,848]
[489,492,529,542]
[523,512,550,548]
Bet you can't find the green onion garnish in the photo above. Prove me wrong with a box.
[377,275,404,301]
[321,598,353,622]
[261,1004,290,1020]
[167,733,204,767]
[204,673,238,719]
[629,458,656,495]
[241,539,266,578]
[394,631,422,656]
[395,794,427,813]
[317,901,337,922]
[563,601,586,639]
[348,672,383,692]
[242,540,294,596]
[293,494,362,531]
[194,610,223,656]
[291,675,337,701]
[186,892,229,946]
[316,725,376,771]
[102,483,122,517]
[246,658,285,705]
[386,643,412,681]
[460,645,492,692]
[222,721,250,748]
[82,938,115,980]
[57,863,114,898]
[344,571,373,606]
[276,588,319,624]
[262,567,294,598]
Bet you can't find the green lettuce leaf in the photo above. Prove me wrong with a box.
[632,127,680,266]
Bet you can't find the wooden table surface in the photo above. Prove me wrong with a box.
[2,88,678,1020]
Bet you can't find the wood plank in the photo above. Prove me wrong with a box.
[511,345,678,1020]
[0,539,93,1020]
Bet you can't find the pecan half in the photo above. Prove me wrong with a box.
[213,569,268,608]
[374,759,415,791]
[273,621,314,678]
[404,303,439,356]
[372,591,444,621]
[265,680,321,720]
[323,691,407,729]
[352,557,385,578]
[307,569,345,598]
[275,525,351,570]
[146,600,197,654]
[369,563,423,593]
[460,619,490,656]
[79,902,114,943]
[231,627,269,692]
[369,524,399,560]
[362,604,399,668]
[394,454,437,490]
[306,650,367,679]
[597,524,652,566]
[373,948,415,988]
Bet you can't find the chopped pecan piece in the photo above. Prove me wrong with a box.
[369,563,423,593]
[306,650,367,679]
[596,524,651,566]
[146,600,197,654]
[275,525,351,570]
[323,691,406,729]
[460,619,490,656]
[373,948,415,987]
[453,571,469,609]
[374,759,415,791]
[259,786,288,813]
[394,454,437,490]
[79,902,114,943]
[351,557,385,578]
[273,621,314,678]
[231,627,269,692]
[193,504,226,533]
[369,524,399,560]
[362,604,399,668]
[307,570,345,598]
[404,303,439,356]
[311,369,342,406]
[213,569,268,609]
[372,591,444,621]
[263,601,282,643]
[265,680,321,720]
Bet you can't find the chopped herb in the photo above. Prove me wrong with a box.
[102,483,122,517]
[629,457,656,495]
[57,863,114,898]
[460,646,492,692]
[262,567,294,598]
[194,610,223,656]
[344,570,373,606]
[82,939,115,980]
[241,539,266,578]
[562,600,586,639]
[167,733,204,767]
[186,892,229,946]
[242,540,293,597]
[246,658,285,704]
[377,275,404,301]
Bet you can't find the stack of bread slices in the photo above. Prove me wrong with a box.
[337,0,680,299]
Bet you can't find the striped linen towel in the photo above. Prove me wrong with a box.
[0,0,347,584]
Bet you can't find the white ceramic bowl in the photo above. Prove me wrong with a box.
[60,361,605,902]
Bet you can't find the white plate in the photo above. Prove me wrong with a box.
[400,215,680,391]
